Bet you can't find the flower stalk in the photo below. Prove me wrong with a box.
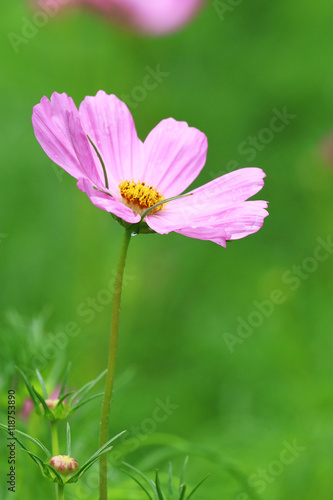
[51,421,59,456]
[99,228,132,500]
[57,484,65,500]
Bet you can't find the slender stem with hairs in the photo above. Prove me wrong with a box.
[99,228,132,500]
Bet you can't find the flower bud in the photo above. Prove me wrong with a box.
[45,399,60,411]
[49,455,79,478]
[40,398,68,420]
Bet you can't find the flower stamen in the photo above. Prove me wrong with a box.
[119,180,165,215]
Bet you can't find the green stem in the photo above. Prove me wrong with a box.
[51,421,59,456]
[57,484,65,500]
[99,228,132,500]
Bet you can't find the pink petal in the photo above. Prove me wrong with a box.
[187,167,266,205]
[146,167,266,227]
[147,200,268,246]
[32,92,101,184]
[143,118,208,198]
[79,91,144,194]
[38,0,206,35]
[168,167,267,221]
[175,226,229,247]
[145,168,268,246]
[77,178,141,223]
[107,0,206,35]
[67,112,104,187]
[220,201,269,240]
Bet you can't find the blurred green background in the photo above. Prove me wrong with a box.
[1,0,333,499]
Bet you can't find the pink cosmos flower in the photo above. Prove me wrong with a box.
[32,91,268,247]
[38,0,206,35]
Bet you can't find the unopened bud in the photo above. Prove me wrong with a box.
[45,399,60,411]
[49,455,79,477]
[41,398,68,419]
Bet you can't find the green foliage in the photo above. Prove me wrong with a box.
[0,423,126,485]
[17,365,106,421]
[0,312,66,393]
[121,458,209,500]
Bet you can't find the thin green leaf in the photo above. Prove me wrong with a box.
[179,484,187,500]
[88,136,109,189]
[0,423,50,472]
[66,457,101,484]
[56,391,74,408]
[59,362,71,399]
[168,462,174,499]
[68,369,107,405]
[86,430,126,463]
[179,456,189,492]
[16,367,41,414]
[155,469,165,500]
[44,463,64,484]
[186,474,210,499]
[67,423,71,457]
[67,381,93,405]
[80,446,113,473]
[149,479,159,499]
[122,462,153,490]
[71,392,103,412]
[0,424,32,454]
[83,368,107,392]
[40,464,54,482]
[21,445,44,470]
[32,386,55,421]
[115,433,260,500]
[21,452,43,472]
[71,430,126,481]
[0,422,11,433]
[141,193,193,220]
[35,369,48,398]
[20,448,44,464]
[14,428,52,457]
[121,468,154,500]
[67,447,112,483]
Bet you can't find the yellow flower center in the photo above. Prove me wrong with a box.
[119,180,165,216]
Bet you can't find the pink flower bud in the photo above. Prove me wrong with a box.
[49,455,79,477]
[45,399,60,411]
